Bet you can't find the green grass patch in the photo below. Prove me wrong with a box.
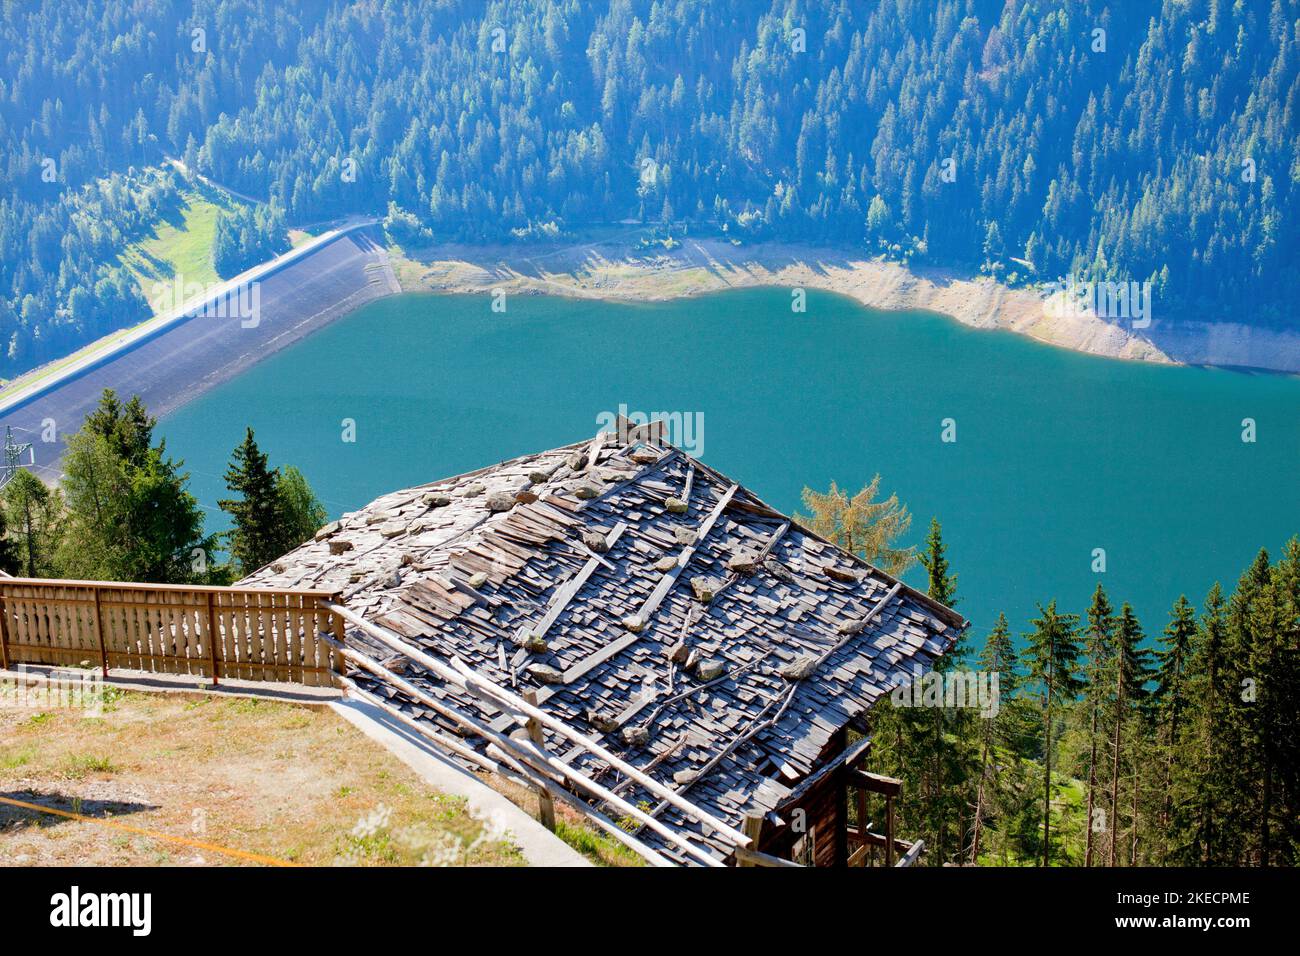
[0,748,35,770]
[119,182,249,308]
[555,818,645,867]
[61,754,118,779]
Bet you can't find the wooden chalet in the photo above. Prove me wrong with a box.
[244,421,967,866]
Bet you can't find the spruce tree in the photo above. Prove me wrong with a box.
[970,612,1017,863]
[1225,549,1272,863]
[219,427,285,574]
[919,517,957,608]
[1107,603,1151,865]
[1183,583,1230,864]
[1081,583,1114,867]
[219,431,328,575]
[1154,595,1196,862]
[1022,600,1082,866]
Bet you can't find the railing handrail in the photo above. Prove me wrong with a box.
[0,577,339,598]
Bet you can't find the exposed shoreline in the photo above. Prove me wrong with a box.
[389,235,1300,373]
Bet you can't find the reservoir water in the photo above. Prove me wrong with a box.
[157,289,1300,646]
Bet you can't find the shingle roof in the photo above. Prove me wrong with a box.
[245,422,966,862]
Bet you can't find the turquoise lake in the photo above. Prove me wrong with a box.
[157,289,1300,647]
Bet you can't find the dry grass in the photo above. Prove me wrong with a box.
[0,689,524,867]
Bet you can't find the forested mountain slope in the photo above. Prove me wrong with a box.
[2,0,1296,377]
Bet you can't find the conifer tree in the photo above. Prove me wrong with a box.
[1182,583,1229,864]
[220,428,287,574]
[1225,549,1272,863]
[1107,602,1150,865]
[796,477,914,576]
[1022,600,1082,866]
[57,390,213,583]
[0,469,63,577]
[970,612,1017,863]
[1154,595,1196,862]
[1081,583,1114,867]
[219,430,329,575]
[919,517,957,607]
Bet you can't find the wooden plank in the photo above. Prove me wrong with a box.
[896,839,923,867]
[0,590,10,671]
[91,589,107,678]
[183,594,201,675]
[258,591,274,681]
[737,812,764,867]
[733,847,803,868]
[632,483,738,626]
[886,792,896,867]
[523,522,628,646]
[205,592,220,685]
[0,577,339,598]
[850,769,902,798]
[560,631,640,686]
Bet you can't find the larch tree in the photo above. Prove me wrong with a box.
[57,390,213,583]
[0,469,63,577]
[796,476,914,576]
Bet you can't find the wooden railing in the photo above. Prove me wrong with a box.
[0,578,344,687]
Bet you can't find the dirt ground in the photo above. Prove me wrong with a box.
[0,688,525,866]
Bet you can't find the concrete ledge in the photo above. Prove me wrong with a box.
[330,697,591,867]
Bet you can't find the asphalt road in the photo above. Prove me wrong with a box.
[0,230,399,480]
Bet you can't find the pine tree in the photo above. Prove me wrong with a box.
[1022,600,1082,866]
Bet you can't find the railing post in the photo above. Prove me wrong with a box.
[330,602,347,685]
[0,588,10,672]
[885,793,896,867]
[738,811,764,866]
[206,591,221,686]
[524,690,556,831]
[91,587,108,679]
